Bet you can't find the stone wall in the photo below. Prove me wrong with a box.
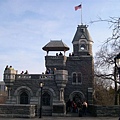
[0,104,36,118]
[88,105,120,117]
[65,56,94,104]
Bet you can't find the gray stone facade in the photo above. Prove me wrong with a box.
[88,105,120,117]
[3,24,94,116]
[0,104,35,118]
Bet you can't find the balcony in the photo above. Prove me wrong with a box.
[16,74,54,80]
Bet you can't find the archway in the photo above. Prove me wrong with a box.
[66,91,85,113]
[20,91,29,104]
[14,86,33,104]
[42,92,51,106]
[69,91,85,103]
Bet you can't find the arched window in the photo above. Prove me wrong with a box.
[72,72,82,84]
[42,92,50,106]
[73,73,77,83]
[20,91,29,104]
[80,44,86,50]
[79,40,88,51]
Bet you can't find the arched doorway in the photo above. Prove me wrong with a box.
[42,92,51,106]
[66,91,85,113]
[69,91,85,103]
[73,93,82,103]
[39,91,52,116]
[20,91,29,104]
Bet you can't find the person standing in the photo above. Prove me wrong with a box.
[77,100,82,117]
[5,65,8,71]
[82,101,88,116]
[66,99,71,113]
[24,70,28,74]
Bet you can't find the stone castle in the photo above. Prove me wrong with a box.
[3,24,94,116]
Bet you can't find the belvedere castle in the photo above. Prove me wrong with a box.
[3,24,94,116]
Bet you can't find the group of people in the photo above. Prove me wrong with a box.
[56,52,63,56]
[69,52,74,56]
[20,70,28,74]
[5,65,28,75]
[4,65,14,71]
[45,68,56,74]
[66,99,88,117]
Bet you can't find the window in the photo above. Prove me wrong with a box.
[80,44,86,50]
[79,40,87,51]
[73,73,77,83]
[72,72,82,84]
[42,92,50,106]
[78,73,82,83]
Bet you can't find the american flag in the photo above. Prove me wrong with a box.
[75,4,82,11]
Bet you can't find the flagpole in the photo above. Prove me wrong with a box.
[81,3,83,25]
[74,3,83,25]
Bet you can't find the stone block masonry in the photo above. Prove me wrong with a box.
[0,104,36,118]
[88,105,120,117]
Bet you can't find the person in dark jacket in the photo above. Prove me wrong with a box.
[82,101,88,115]
[77,100,82,117]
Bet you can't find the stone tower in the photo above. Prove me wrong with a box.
[43,24,94,104]
[65,25,94,104]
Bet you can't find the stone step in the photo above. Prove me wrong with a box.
[66,113,78,117]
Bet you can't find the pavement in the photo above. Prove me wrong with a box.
[0,117,119,120]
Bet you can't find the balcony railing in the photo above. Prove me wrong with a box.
[16,74,54,80]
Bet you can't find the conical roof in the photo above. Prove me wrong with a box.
[72,25,93,43]
[42,40,69,51]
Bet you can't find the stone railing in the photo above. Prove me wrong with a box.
[45,55,66,59]
[16,74,54,80]
[45,56,67,66]
[88,104,120,117]
[0,104,36,118]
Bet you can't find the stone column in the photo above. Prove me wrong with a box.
[52,70,68,116]
[60,88,64,101]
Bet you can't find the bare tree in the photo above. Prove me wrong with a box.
[92,17,120,82]
[91,17,120,48]
[91,17,120,105]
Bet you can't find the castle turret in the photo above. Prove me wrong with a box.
[42,40,69,70]
[3,66,17,99]
[72,25,93,56]
[4,66,17,87]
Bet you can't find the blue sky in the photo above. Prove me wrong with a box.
[0,0,120,80]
